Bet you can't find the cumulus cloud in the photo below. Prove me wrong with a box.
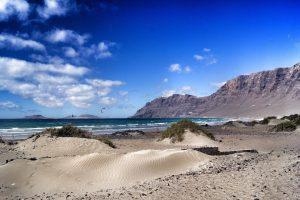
[169,64,191,73]
[180,86,193,94]
[0,101,19,109]
[193,54,204,61]
[169,63,181,73]
[194,48,217,65]
[37,0,75,19]
[162,90,176,97]
[95,41,116,59]
[162,86,194,97]
[64,47,78,58]
[99,97,116,106]
[0,0,30,21]
[0,57,88,77]
[163,78,168,83]
[0,57,124,108]
[86,79,125,88]
[47,29,89,46]
[30,54,65,64]
[210,81,226,88]
[0,33,45,51]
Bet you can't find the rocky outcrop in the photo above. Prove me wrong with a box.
[132,63,300,118]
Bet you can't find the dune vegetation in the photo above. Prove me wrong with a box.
[270,121,297,132]
[44,124,116,148]
[160,120,215,142]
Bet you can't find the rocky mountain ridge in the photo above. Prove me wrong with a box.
[132,63,300,118]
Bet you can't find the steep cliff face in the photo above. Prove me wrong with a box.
[132,63,300,118]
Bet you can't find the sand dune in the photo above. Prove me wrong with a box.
[160,130,219,147]
[16,134,113,158]
[0,149,211,195]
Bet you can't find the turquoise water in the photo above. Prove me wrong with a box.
[0,118,228,140]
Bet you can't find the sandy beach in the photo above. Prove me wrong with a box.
[0,122,299,200]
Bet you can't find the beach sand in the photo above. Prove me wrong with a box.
[0,125,299,199]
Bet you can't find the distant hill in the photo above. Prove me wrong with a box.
[24,115,49,119]
[132,63,300,118]
[63,114,100,119]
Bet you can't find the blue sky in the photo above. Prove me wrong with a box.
[0,0,300,118]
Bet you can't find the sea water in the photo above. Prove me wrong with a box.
[0,118,228,140]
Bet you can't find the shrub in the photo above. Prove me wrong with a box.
[160,120,215,142]
[293,117,300,126]
[223,120,257,127]
[271,121,297,132]
[44,124,116,148]
[223,121,235,127]
[281,114,299,121]
[242,120,259,126]
[281,114,300,126]
[49,124,89,138]
[259,116,277,125]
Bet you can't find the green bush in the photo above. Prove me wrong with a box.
[281,114,299,121]
[49,124,89,138]
[223,120,258,127]
[271,121,297,132]
[160,120,215,142]
[44,124,116,148]
[259,116,277,125]
[293,117,300,126]
[243,120,259,126]
[281,114,300,126]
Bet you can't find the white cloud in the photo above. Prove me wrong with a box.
[37,0,74,19]
[169,63,181,73]
[119,91,128,96]
[64,47,78,58]
[185,66,191,73]
[210,81,226,88]
[162,90,176,97]
[99,97,116,106]
[163,78,168,83]
[193,54,204,61]
[65,84,95,108]
[47,29,89,45]
[96,42,115,59]
[0,33,45,51]
[180,86,192,94]
[0,0,29,21]
[162,86,194,98]
[194,48,217,65]
[30,54,65,64]
[98,88,111,97]
[0,57,124,108]
[34,73,76,84]
[0,101,19,109]
[0,57,88,77]
[86,79,125,88]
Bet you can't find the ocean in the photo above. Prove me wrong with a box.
[0,118,228,140]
